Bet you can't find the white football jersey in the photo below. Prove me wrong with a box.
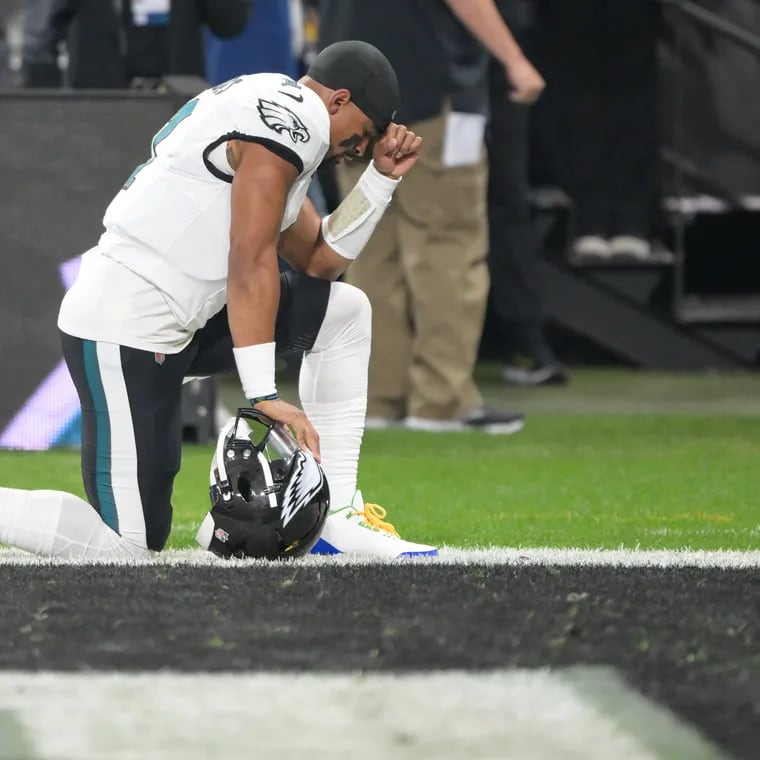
[60,73,330,349]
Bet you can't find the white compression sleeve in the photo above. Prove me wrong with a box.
[0,487,152,559]
[298,282,371,510]
[321,163,400,260]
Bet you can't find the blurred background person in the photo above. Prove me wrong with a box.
[1,0,25,87]
[487,0,569,386]
[202,0,330,216]
[205,0,300,85]
[318,0,544,434]
[534,0,661,263]
[20,0,62,87]
[21,0,251,89]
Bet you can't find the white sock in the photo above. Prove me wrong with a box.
[299,282,370,510]
[0,487,151,559]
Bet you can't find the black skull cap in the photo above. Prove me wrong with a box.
[307,41,400,133]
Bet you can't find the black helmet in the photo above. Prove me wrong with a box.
[196,408,329,559]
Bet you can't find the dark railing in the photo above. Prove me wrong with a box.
[660,0,760,55]
[660,0,760,211]
[658,0,760,318]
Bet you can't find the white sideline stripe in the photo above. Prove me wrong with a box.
[560,667,725,760]
[0,545,759,568]
[0,669,724,760]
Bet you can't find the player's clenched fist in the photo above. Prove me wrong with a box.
[372,123,423,180]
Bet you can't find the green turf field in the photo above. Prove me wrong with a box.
[1,369,758,551]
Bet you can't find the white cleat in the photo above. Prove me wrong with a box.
[310,490,438,558]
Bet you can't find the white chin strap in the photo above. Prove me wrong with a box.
[195,513,216,550]
[209,417,238,501]
[198,417,239,550]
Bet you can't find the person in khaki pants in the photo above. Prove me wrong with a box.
[322,0,544,433]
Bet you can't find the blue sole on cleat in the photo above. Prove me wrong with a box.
[310,538,439,558]
[310,538,341,555]
[399,549,439,557]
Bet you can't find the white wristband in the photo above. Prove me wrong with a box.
[233,343,277,403]
[321,163,401,260]
[361,162,402,204]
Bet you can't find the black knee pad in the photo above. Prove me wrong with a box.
[275,272,331,354]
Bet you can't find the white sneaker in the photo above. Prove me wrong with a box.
[608,235,652,260]
[403,416,464,432]
[310,490,438,558]
[573,235,612,258]
[364,416,400,430]
[404,407,524,435]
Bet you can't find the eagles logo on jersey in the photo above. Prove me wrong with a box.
[257,99,311,144]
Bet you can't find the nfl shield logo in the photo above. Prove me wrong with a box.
[154,353,165,365]
[214,527,230,543]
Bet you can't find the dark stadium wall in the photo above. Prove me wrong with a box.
[0,92,177,447]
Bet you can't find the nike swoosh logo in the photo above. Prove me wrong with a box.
[278,90,304,103]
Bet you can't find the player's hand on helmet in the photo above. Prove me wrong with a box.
[252,398,321,462]
[373,123,423,180]
[505,56,545,104]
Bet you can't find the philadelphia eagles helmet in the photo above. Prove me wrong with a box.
[196,408,329,559]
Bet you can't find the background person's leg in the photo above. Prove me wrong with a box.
[537,0,611,254]
[397,112,489,421]
[486,56,569,387]
[604,0,660,255]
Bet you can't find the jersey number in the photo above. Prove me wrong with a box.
[122,98,199,190]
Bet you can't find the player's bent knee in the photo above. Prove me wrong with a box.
[327,281,372,338]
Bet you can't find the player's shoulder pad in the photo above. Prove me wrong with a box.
[234,74,330,175]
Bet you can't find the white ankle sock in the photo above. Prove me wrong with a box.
[0,487,150,559]
[299,282,370,510]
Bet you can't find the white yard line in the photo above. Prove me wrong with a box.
[0,545,759,568]
[0,669,725,760]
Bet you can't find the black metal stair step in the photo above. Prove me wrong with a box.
[568,242,675,269]
[675,295,760,324]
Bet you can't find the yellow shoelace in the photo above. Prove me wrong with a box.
[351,502,400,537]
